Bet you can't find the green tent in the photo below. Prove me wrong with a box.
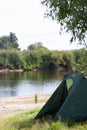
[35,71,87,121]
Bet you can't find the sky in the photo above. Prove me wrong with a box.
[0,0,83,50]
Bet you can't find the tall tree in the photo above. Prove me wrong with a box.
[41,0,87,46]
[8,32,19,49]
[0,32,19,49]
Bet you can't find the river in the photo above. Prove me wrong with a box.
[0,70,67,98]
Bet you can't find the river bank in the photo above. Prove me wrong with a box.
[0,69,24,73]
[0,94,51,119]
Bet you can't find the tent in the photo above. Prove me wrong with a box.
[35,71,87,121]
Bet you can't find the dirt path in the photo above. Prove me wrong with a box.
[0,94,51,119]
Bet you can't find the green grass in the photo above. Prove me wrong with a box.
[0,108,87,130]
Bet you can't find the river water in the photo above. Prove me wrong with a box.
[0,70,67,98]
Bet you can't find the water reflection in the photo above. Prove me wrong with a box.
[0,70,67,98]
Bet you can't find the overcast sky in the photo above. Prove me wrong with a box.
[0,0,83,50]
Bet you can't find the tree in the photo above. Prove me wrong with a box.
[27,43,36,50]
[8,32,19,49]
[27,42,48,50]
[61,51,75,69]
[0,32,19,49]
[41,0,87,46]
[0,36,9,49]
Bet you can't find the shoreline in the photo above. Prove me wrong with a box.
[0,69,24,73]
[0,94,51,119]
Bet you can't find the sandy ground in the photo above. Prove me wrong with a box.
[0,94,51,119]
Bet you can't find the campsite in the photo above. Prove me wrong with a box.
[1,71,87,130]
[0,0,87,129]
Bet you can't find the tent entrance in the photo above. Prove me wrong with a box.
[66,79,73,93]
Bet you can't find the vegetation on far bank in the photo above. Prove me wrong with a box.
[0,108,87,130]
[0,32,86,74]
[0,45,86,73]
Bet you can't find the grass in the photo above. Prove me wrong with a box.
[0,108,87,130]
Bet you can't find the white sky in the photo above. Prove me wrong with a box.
[0,0,83,50]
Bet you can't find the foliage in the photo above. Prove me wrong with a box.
[40,52,52,69]
[40,50,75,70]
[40,51,59,69]
[0,32,19,49]
[0,47,76,71]
[0,41,86,72]
[24,43,49,70]
[72,48,87,74]
[0,36,9,49]
[8,32,19,49]
[7,51,23,69]
[24,50,40,70]
[0,50,9,69]
[0,49,24,69]
[27,42,48,51]
[41,0,87,46]
[0,33,85,72]
[61,51,75,69]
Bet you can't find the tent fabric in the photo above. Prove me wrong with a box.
[35,80,68,118]
[54,77,87,121]
[35,71,87,121]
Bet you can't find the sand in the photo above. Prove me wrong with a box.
[0,94,51,119]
